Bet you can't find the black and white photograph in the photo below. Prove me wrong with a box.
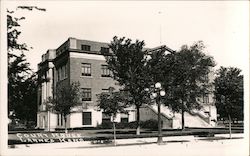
[0,1,249,156]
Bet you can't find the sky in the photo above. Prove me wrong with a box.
[2,1,249,74]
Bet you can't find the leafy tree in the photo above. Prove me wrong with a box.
[97,87,129,145]
[147,41,216,130]
[106,36,151,135]
[214,67,243,138]
[51,82,82,133]
[7,7,45,126]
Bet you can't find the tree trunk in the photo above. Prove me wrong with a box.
[113,119,116,146]
[228,115,232,139]
[136,105,140,135]
[157,98,163,144]
[64,115,68,133]
[181,101,185,130]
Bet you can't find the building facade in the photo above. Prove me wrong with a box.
[37,37,217,131]
[37,38,137,130]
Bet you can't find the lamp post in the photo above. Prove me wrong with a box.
[152,82,166,145]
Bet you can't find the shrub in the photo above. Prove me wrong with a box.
[97,121,113,129]
[141,119,158,130]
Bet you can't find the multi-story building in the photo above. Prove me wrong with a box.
[37,37,217,131]
[37,38,137,130]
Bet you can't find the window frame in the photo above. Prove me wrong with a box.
[82,88,92,101]
[100,47,109,54]
[81,45,91,51]
[82,112,92,125]
[202,93,209,104]
[81,63,91,76]
[101,65,112,77]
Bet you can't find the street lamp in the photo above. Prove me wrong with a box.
[152,82,165,145]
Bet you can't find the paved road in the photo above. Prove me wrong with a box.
[3,133,248,156]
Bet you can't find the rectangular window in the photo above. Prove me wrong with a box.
[203,93,209,104]
[57,68,60,81]
[57,114,60,126]
[121,118,129,123]
[82,88,92,101]
[81,63,91,76]
[101,47,109,54]
[101,88,110,93]
[61,66,65,79]
[56,64,67,81]
[101,65,112,77]
[57,114,63,126]
[120,113,129,123]
[102,112,111,123]
[61,114,63,125]
[81,45,91,51]
[82,112,92,125]
[204,74,209,82]
[64,65,68,79]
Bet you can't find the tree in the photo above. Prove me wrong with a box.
[7,7,45,125]
[214,67,243,138]
[106,36,151,135]
[147,41,216,130]
[51,82,82,133]
[97,87,129,145]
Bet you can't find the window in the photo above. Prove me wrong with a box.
[101,47,109,54]
[82,88,91,101]
[204,74,209,82]
[82,112,92,125]
[101,65,112,77]
[64,65,68,78]
[81,45,91,51]
[57,114,63,126]
[120,113,129,123]
[203,93,209,104]
[57,68,61,81]
[204,111,210,117]
[56,64,68,81]
[102,88,110,93]
[102,112,111,123]
[121,118,129,123]
[81,63,91,76]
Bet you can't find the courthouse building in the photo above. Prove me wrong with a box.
[36,37,217,131]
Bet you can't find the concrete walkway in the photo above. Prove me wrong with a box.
[4,133,248,156]
[10,133,244,149]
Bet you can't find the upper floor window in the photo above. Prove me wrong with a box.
[81,45,91,51]
[101,47,109,54]
[57,64,68,81]
[101,65,112,77]
[202,93,209,104]
[101,88,110,93]
[82,88,92,101]
[81,63,91,76]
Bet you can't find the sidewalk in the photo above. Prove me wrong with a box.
[11,133,244,149]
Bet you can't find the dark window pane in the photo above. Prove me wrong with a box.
[101,65,112,77]
[82,112,92,125]
[100,47,109,55]
[82,88,91,101]
[81,63,91,76]
[81,45,91,51]
[121,118,128,123]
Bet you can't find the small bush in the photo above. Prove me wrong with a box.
[141,119,158,130]
[97,121,113,129]
[97,120,158,130]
